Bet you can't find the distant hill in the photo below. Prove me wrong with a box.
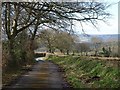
[79,34,119,43]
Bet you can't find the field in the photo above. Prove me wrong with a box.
[47,55,120,88]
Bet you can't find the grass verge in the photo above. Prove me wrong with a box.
[47,55,120,88]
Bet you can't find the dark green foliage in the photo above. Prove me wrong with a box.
[102,47,111,57]
[2,31,37,71]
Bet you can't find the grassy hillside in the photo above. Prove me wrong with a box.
[47,56,120,88]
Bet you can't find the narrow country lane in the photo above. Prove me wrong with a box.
[3,60,70,88]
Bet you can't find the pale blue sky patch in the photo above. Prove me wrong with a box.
[74,0,119,35]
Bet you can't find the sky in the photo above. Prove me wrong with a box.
[74,0,119,35]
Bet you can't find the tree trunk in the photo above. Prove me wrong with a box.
[60,49,63,53]
[49,48,52,53]
[8,38,18,68]
[95,50,97,56]
[72,51,74,55]
[29,39,35,63]
[66,50,69,55]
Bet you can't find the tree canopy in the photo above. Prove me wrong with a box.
[2,1,111,69]
[2,2,110,40]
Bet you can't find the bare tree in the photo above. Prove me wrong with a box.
[75,42,90,56]
[2,2,111,46]
[55,31,74,55]
[91,37,102,56]
[2,3,36,66]
[2,2,111,67]
[39,29,56,53]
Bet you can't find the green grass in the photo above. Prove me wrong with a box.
[47,55,120,88]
